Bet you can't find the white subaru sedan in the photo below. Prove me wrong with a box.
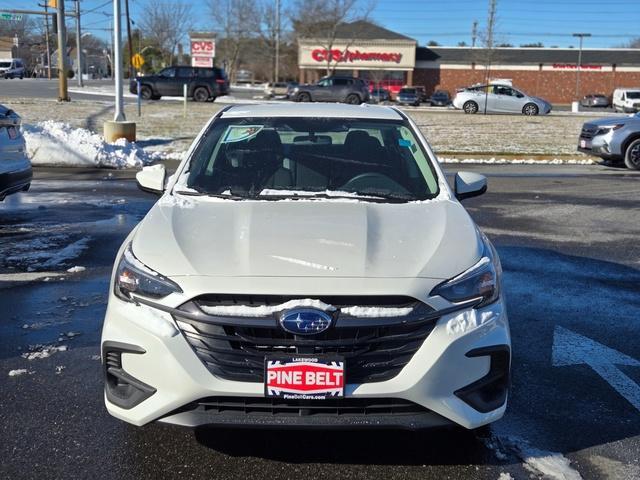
[101,103,510,430]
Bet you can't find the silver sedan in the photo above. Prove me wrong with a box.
[453,84,552,115]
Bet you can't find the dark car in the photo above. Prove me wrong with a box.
[429,90,451,107]
[396,87,421,107]
[130,66,229,102]
[292,76,370,104]
[580,94,610,108]
[370,88,391,103]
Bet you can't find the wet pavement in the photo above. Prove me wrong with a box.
[1,164,639,479]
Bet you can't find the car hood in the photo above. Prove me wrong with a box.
[587,115,638,126]
[132,196,482,279]
[531,96,551,106]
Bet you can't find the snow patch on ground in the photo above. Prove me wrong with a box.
[66,266,86,273]
[23,121,170,168]
[40,237,90,269]
[8,369,31,377]
[21,344,68,361]
[0,272,66,282]
[487,434,582,480]
[497,474,513,480]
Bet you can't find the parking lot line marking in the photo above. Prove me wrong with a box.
[552,326,640,412]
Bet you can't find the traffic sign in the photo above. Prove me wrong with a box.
[131,53,144,70]
[0,13,23,21]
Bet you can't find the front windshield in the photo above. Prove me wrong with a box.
[183,117,440,202]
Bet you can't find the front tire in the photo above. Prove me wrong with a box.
[140,85,153,100]
[523,103,539,116]
[345,94,361,104]
[296,92,311,102]
[463,101,478,114]
[624,138,640,170]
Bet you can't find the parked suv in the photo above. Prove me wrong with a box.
[292,76,369,104]
[578,113,640,169]
[102,103,510,431]
[130,66,229,102]
[0,58,26,79]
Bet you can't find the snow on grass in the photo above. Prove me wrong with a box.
[498,473,514,480]
[438,157,596,165]
[23,120,170,168]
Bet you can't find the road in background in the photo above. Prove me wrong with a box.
[1,164,639,479]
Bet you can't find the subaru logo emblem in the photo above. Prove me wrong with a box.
[279,308,333,335]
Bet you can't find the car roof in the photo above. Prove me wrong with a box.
[221,103,404,120]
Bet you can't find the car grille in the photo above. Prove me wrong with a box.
[580,124,598,139]
[172,295,438,384]
[187,396,428,417]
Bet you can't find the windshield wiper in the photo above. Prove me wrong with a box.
[174,188,247,200]
[257,190,405,203]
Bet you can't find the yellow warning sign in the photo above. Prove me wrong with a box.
[131,53,145,70]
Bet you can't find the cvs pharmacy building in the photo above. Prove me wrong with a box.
[298,21,416,96]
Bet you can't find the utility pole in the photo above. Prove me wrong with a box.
[75,0,83,87]
[124,0,134,78]
[274,0,280,82]
[472,20,478,48]
[483,0,497,114]
[42,3,52,79]
[56,0,69,101]
[573,32,591,100]
[113,0,125,121]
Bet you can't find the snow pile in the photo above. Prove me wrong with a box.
[341,306,413,318]
[66,266,86,273]
[23,121,167,168]
[439,157,596,165]
[21,344,68,361]
[8,369,30,377]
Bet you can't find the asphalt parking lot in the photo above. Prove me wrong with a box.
[1,164,639,480]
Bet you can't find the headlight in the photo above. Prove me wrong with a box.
[595,124,624,136]
[430,235,501,308]
[114,243,182,301]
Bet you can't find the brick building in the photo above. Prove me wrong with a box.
[297,21,640,103]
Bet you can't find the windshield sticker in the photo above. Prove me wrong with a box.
[398,139,412,148]
[222,125,264,143]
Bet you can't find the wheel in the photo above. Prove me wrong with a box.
[19,74,23,79]
[523,103,539,116]
[193,87,209,102]
[206,96,216,103]
[345,94,361,105]
[463,101,478,114]
[140,85,153,100]
[624,138,640,170]
[297,92,311,102]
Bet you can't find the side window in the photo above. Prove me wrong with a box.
[177,67,193,78]
[160,68,176,78]
[333,78,348,86]
[197,69,215,78]
[317,78,331,87]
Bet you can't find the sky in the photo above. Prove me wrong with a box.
[6,0,640,49]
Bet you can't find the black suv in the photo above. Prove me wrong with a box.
[292,76,370,104]
[130,66,229,102]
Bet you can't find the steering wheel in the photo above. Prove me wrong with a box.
[341,172,403,192]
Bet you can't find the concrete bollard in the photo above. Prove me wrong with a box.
[104,121,136,143]
[571,101,580,113]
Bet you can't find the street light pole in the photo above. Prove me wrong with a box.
[275,0,280,83]
[75,0,83,87]
[572,32,591,100]
[113,0,125,121]
[56,0,69,101]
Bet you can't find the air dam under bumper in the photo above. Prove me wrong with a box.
[101,296,510,430]
[0,166,32,199]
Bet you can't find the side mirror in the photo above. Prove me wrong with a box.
[454,171,487,201]
[136,164,166,194]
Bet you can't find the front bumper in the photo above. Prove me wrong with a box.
[102,291,510,430]
[577,133,622,160]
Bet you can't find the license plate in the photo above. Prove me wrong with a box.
[7,126,17,140]
[265,355,345,400]
[580,139,591,149]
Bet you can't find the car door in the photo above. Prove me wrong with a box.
[155,67,178,96]
[490,86,521,113]
[314,78,333,101]
[175,67,194,96]
[332,78,351,101]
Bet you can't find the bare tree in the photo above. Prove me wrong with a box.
[291,0,376,76]
[139,3,193,67]
[210,0,261,82]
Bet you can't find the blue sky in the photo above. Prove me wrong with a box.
[8,0,640,49]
